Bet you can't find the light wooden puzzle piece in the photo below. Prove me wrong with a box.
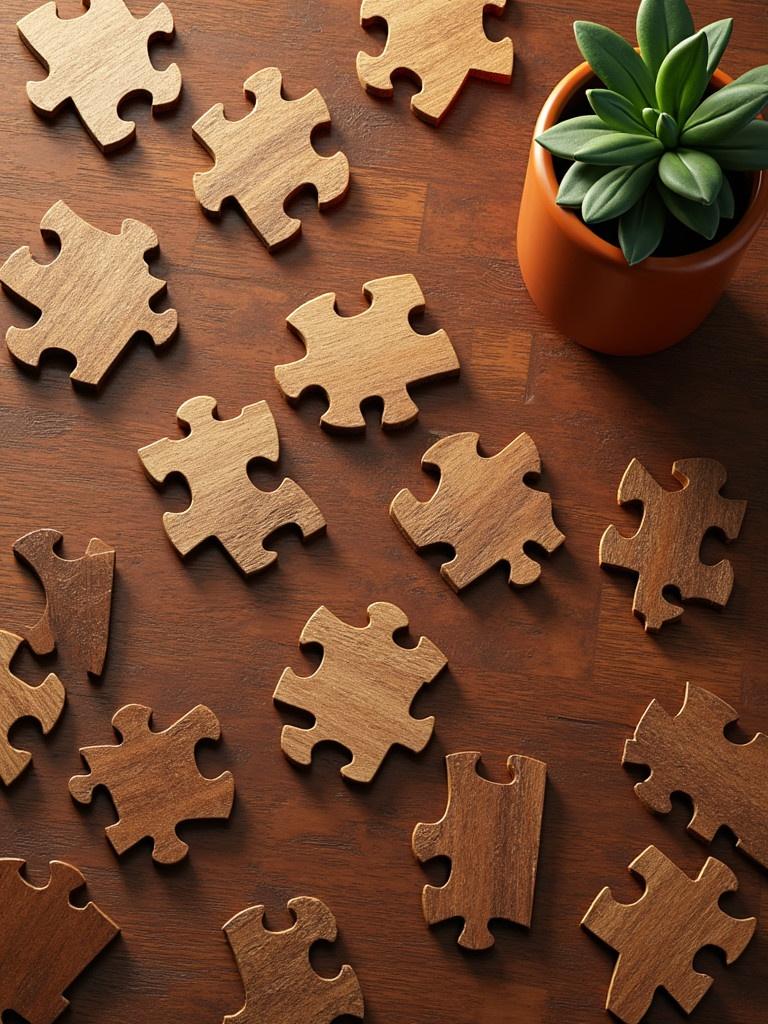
[356,0,513,124]
[581,846,755,1024]
[223,897,364,1024]
[0,201,177,387]
[17,0,181,152]
[0,858,118,1024]
[0,630,65,786]
[69,703,234,863]
[390,431,564,591]
[599,458,746,631]
[413,751,546,950]
[624,683,768,868]
[275,274,459,431]
[193,68,349,250]
[273,602,446,783]
[139,396,325,575]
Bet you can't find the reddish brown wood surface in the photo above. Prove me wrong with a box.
[0,2,766,1023]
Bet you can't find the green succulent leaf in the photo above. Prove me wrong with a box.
[587,89,651,133]
[656,31,709,124]
[574,21,656,109]
[582,160,658,223]
[575,132,664,165]
[655,112,679,147]
[619,187,667,264]
[681,83,768,146]
[735,65,768,89]
[636,0,694,78]
[702,119,768,169]
[642,106,661,131]
[701,18,734,76]
[658,149,723,204]
[556,162,609,206]
[717,175,736,219]
[535,116,612,159]
[658,181,721,238]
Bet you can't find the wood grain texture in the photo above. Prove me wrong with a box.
[0,0,766,1021]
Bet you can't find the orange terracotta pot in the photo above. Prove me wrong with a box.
[517,62,768,355]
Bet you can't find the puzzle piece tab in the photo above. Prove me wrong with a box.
[0,858,118,1024]
[599,458,746,631]
[274,602,446,782]
[69,703,234,863]
[356,0,513,124]
[139,396,325,575]
[193,68,349,250]
[581,846,755,1024]
[390,431,564,591]
[17,0,181,151]
[275,274,459,431]
[0,201,177,386]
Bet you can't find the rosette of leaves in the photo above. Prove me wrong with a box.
[536,0,768,264]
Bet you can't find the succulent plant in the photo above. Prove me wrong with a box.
[536,0,768,264]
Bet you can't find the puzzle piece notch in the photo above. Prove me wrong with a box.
[599,458,747,631]
[17,0,182,151]
[623,683,768,867]
[193,67,349,250]
[224,897,364,1024]
[139,396,325,575]
[274,602,446,783]
[413,751,546,949]
[356,0,513,124]
[69,702,234,863]
[391,431,564,591]
[0,201,177,386]
[276,274,460,431]
[0,858,118,1024]
[582,846,755,1024]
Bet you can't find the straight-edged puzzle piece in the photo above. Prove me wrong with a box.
[599,458,746,631]
[14,528,115,678]
[0,858,118,1024]
[0,201,177,387]
[581,845,755,1024]
[275,274,460,431]
[17,0,181,151]
[274,602,446,783]
[224,897,364,1024]
[413,751,546,950]
[193,68,349,250]
[391,431,564,591]
[624,684,768,868]
[356,0,513,124]
[69,703,234,863]
[139,397,325,575]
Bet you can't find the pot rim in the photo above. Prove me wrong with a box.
[533,60,768,271]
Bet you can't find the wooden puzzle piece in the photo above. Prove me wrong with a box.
[17,0,181,152]
[13,529,115,678]
[581,846,755,1024]
[275,274,460,431]
[356,0,513,124]
[193,68,349,250]
[0,201,177,387]
[273,602,446,783]
[138,397,325,575]
[223,897,364,1024]
[0,630,65,786]
[69,703,234,863]
[599,458,746,631]
[413,751,546,949]
[390,432,564,591]
[0,858,118,1024]
[624,684,768,868]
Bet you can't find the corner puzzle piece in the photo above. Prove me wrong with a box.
[0,201,177,387]
[193,68,349,250]
[581,846,755,1024]
[14,528,115,678]
[223,897,364,1024]
[69,703,234,863]
[0,629,65,786]
[275,274,459,431]
[356,0,513,124]
[138,396,325,575]
[599,458,746,631]
[274,602,446,783]
[413,751,546,950]
[17,0,181,152]
[624,684,768,868]
[0,858,118,1024]
[390,431,564,591]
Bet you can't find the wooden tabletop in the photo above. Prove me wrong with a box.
[0,1,766,1022]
